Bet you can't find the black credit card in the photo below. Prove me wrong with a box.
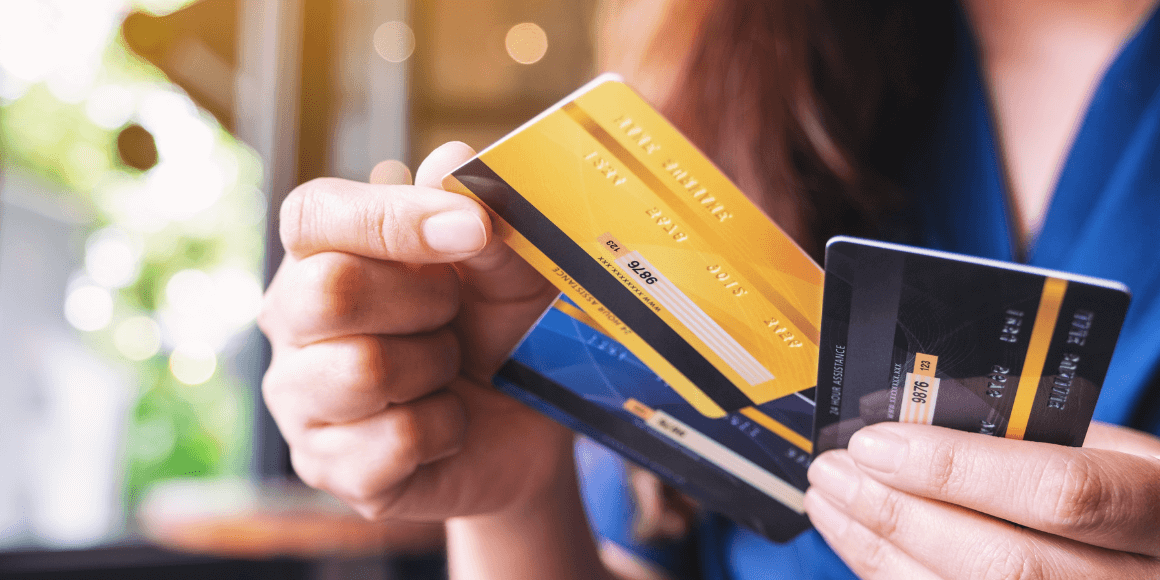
[813,237,1130,455]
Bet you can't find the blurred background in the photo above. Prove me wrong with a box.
[0,0,595,577]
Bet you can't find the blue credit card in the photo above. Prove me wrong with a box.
[495,295,815,543]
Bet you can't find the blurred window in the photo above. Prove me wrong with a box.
[0,0,264,550]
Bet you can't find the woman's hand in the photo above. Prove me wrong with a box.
[258,142,569,523]
[806,421,1160,579]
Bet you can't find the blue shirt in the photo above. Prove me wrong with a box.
[580,4,1160,579]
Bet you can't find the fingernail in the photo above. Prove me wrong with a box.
[422,211,486,254]
[848,426,908,474]
[807,452,861,508]
[804,490,849,537]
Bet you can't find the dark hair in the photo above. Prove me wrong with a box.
[601,0,955,258]
[596,0,956,541]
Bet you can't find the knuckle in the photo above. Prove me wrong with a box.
[280,178,337,252]
[343,471,386,507]
[384,407,424,470]
[257,263,293,340]
[870,488,908,539]
[256,294,278,337]
[259,363,306,442]
[327,456,403,517]
[348,483,409,522]
[338,464,407,522]
[976,537,1037,580]
[340,335,391,393]
[297,253,368,326]
[1044,455,1115,531]
[259,365,286,415]
[852,531,894,578]
[290,449,327,491]
[925,437,969,497]
[374,193,420,258]
[351,501,392,522]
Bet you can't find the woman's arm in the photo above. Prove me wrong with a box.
[447,448,616,580]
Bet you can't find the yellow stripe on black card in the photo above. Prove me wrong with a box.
[1006,278,1068,440]
[739,407,812,453]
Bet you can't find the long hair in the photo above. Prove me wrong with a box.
[598,0,954,258]
[594,0,955,544]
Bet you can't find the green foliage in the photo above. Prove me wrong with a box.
[124,359,224,505]
[0,3,266,516]
[0,85,115,200]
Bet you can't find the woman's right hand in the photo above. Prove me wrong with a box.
[258,142,570,523]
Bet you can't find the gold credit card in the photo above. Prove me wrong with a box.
[443,74,822,418]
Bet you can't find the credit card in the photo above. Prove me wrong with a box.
[443,74,823,418]
[497,295,814,542]
[813,237,1131,454]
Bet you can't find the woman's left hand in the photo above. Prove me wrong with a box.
[806,421,1160,579]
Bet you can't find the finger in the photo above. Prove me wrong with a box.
[366,378,576,521]
[846,422,1160,556]
[1084,421,1160,458]
[416,143,553,303]
[416,145,558,378]
[803,491,941,580]
[263,330,460,430]
[808,451,1160,580]
[291,390,468,520]
[369,159,413,185]
[414,143,557,377]
[261,251,459,345]
[414,141,477,189]
[279,177,490,262]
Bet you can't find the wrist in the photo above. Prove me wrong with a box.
[446,435,611,580]
[453,429,578,527]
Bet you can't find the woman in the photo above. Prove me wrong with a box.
[257,0,1160,577]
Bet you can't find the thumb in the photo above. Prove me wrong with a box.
[419,142,550,304]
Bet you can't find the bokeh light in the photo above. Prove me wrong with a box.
[0,0,121,104]
[137,89,214,163]
[114,316,162,361]
[373,20,415,63]
[169,343,217,385]
[85,84,136,129]
[85,227,139,288]
[211,268,264,329]
[505,23,548,65]
[165,269,214,311]
[161,267,263,352]
[143,157,227,222]
[64,284,114,332]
